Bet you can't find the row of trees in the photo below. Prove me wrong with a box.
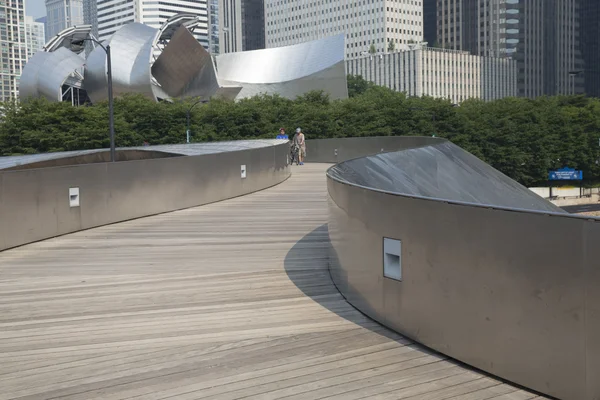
[1,75,599,187]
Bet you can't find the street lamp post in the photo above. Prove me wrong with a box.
[106,45,115,162]
[186,99,208,144]
[74,38,115,162]
[568,70,584,96]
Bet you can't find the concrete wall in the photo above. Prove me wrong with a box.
[326,139,600,400]
[0,143,290,252]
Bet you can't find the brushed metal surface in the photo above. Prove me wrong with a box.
[306,136,442,163]
[0,140,288,170]
[215,34,348,100]
[328,141,564,213]
[23,18,346,103]
[152,26,215,98]
[326,138,600,400]
[85,23,158,103]
[585,219,600,399]
[20,48,85,101]
[43,24,92,54]
[0,141,289,252]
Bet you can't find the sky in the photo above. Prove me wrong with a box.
[26,0,46,19]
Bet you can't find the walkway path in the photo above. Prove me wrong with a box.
[0,164,543,399]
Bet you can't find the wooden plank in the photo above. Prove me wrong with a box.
[0,164,544,399]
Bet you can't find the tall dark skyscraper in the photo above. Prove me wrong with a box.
[242,0,265,51]
[428,0,584,98]
[220,0,265,53]
[423,0,436,47]
[580,0,600,97]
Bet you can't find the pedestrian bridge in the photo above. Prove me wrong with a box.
[0,137,597,399]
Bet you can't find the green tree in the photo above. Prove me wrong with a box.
[368,43,376,54]
[387,40,395,52]
[2,90,600,187]
[346,75,375,98]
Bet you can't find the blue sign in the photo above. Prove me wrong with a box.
[548,167,583,181]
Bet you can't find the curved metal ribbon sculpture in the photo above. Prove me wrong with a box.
[20,16,347,103]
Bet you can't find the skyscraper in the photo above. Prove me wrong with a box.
[35,16,48,41]
[429,0,584,98]
[88,1,209,50]
[432,0,517,58]
[580,0,600,97]
[422,0,436,47]
[219,0,265,53]
[264,0,424,59]
[25,16,46,60]
[45,0,85,41]
[82,0,97,39]
[0,0,28,101]
[241,0,265,51]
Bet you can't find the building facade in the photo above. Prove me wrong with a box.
[241,0,264,51]
[428,0,584,98]
[25,16,46,60]
[346,46,517,103]
[580,0,600,97]
[264,0,424,59]
[218,0,264,53]
[139,0,210,49]
[87,0,210,50]
[35,16,48,40]
[517,0,584,97]
[45,0,84,40]
[82,0,98,39]
[219,0,241,53]
[0,0,28,101]
[94,0,137,41]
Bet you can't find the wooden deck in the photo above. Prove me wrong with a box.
[0,163,544,400]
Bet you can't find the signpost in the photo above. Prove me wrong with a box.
[548,167,583,198]
[548,167,583,181]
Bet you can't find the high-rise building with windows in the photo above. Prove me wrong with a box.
[422,0,436,47]
[264,0,424,59]
[24,16,46,59]
[93,0,137,41]
[87,1,210,50]
[35,16,48,40]
[241,0,264,51]
[218,0,264,53]
[82,0,97,39]
[427,0,584,98]
[347,45,517,103]
[580,0,600,97]
[138,0,209,50]
[0,0,28,101]
[430,0,518,59]
[45,0,84,41]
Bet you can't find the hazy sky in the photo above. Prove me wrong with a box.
[26,0,46,19]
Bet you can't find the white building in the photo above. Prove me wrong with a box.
[45,0,84,41]
[88,0,209,48]
[25,16,46,60]
[94,0,138,41]
[264,0,424,59]
[347,46,517,103]
[0,0,28,101]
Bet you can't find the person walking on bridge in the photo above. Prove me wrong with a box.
[276,128,288,140]
[293,128,306,165]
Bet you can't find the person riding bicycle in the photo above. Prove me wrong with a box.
[293,128,306,165]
